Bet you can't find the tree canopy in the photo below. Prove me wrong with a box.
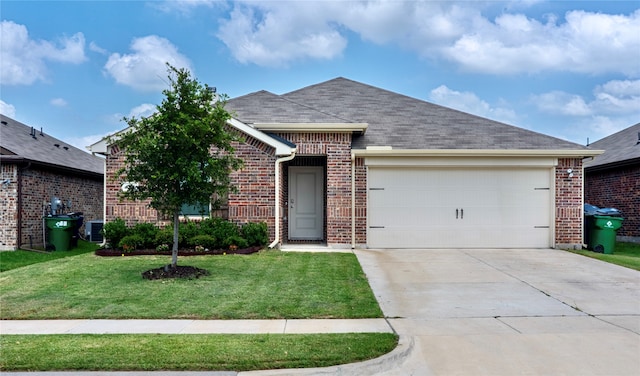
[113,64,243,267]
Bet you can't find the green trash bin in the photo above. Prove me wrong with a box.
[45,216,78,251]
[589,215,624,254]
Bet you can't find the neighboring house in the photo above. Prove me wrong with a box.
[0,114,104,251]
[89,78,602,250]
[584,123,640,242]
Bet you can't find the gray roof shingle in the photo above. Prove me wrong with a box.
[584,123,640,169]
[0,114,104,176]
[282,78,589,150]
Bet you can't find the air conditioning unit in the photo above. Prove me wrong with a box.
[85,220,104,242]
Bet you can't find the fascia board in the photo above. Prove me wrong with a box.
[227,118,296,156]
[253,123,368,134]
[352,148,604,158]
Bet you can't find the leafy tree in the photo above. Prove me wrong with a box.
[113,64,243,268]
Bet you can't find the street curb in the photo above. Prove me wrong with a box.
[238,335,414,376]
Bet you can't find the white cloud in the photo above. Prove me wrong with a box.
[128,103,156,119]
[151,0,219,15]
[215,2,640,76]
[533,79,640,117]
[429,85,518,125]
[0,21,86,85]
[50,98,68,107]
[89,41,108,55]
[217,2,347,67]
[104,35,192,91]
[0,100,17,118]
[64,130,120,152]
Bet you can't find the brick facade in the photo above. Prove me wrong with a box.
[585,164,639,238]
[555,158,584,249]
[103,131,588,249]
[0,163,103,250]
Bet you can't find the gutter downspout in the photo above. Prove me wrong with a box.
[268,150,297,249]
[92,150,108,248]
[351,152,356,249]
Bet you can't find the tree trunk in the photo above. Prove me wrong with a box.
[172,210,179,268]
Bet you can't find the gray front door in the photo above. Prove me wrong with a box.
[289,166,324,240]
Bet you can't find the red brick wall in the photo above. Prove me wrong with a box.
[555,158,584,248]
[0,163,103,250]
[227,135,277,240]
[585,164,639,238]
[0,164,19,250]
[354,157,367,245]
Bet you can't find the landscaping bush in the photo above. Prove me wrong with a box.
[242,222,269,247]
[118,235,144,252]
[179,221,200,247]
[102,218,130,248]
[187,235,217,250]
[224,235,249,249]
[132,222,159,248]
[154,226,182,248]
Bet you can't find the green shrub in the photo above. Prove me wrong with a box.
[154,226,181,247]
[179,221,200,246]
[132,222,159,248]
[102,218,129,248]
[118,235,144,252]
[242,222,269,247]
[187,235,217,250]
[224,235,248,249]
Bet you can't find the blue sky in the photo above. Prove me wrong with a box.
[1,0,639,151]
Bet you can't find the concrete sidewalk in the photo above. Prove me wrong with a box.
[0,318,393,335]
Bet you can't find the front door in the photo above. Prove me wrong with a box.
[289,166,324,240]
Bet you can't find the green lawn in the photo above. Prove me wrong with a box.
[0,240,99,272]
[569,242,640,271]
[0,248,394,371]
[0,250,381,319]
[1,333,398,372]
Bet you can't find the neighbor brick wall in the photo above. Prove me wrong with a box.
[555,158,584,248]
[0,164,19,250]
[0,163,102,250]
[585,164,639,238]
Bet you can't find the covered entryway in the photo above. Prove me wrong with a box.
[288,166,324,240]
[366,158,555,248]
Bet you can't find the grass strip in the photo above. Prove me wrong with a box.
[0,241,99,272]
[568,242,640,271]
[0,251,382,319]
[0,333,398,371]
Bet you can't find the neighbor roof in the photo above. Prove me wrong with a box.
[0,114,104,177]
[584,123,640,170]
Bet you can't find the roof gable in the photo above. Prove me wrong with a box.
[281,77,590,151]
[585,123,640,169]
[0,114,104,176]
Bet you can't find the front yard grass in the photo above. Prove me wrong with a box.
[0,249,395,372]
[1,333,398,372]
[0,250,382,319]
[569,242,640,271]
[0,240,99,272]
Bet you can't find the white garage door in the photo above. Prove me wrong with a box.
[368,167,552,248]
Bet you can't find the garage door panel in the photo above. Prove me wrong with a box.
[368,167,552,248]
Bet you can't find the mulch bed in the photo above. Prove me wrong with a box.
[142,265,211,280]
[95,246,262,257]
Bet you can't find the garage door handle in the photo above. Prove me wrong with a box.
[461,208,463,219]
[456,209,458,219]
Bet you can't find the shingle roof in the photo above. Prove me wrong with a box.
[282,78,589,150]
[584,123,640,170]
[227,90,353,124]
[0,114,104,176]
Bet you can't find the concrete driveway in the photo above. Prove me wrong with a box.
[355,248,640,376]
